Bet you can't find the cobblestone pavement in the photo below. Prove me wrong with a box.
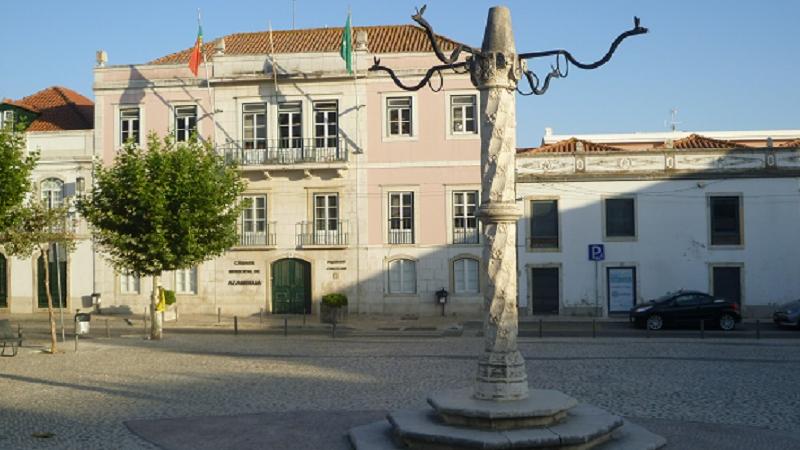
[0,335,798,449]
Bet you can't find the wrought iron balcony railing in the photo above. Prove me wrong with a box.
[296,221,349,247]
[221,138,346,166]
[238,222,277,247]
[453,227,480,245]
[388,229,415,245]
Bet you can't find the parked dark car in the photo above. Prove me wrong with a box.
[629,290,741,331]
[773,299,800,329]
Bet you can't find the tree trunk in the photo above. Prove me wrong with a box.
[41,246,58,353]
[150,274,162,340]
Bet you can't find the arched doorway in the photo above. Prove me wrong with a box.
[271,258,311,314]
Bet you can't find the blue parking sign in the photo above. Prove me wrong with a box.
[588,244,605,261]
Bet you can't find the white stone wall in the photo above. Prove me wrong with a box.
[516,177,800,317]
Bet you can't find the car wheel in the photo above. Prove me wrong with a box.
[646,314,663,331]
[719,314,736,331]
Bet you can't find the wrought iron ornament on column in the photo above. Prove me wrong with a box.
[369,4,648,94]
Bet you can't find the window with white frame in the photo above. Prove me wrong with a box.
[41,178,64,209]
[453,190,478,244]
[313,101,338,150]
[175,106,197,142]
[453,258,479,294]
[314,193,339,232]
[386,96,412,137]
[120,107,140,145]
[388,259,416,294]
[175,267,198,294]
[451,95,477,134]
[278,102,302,149]
[241,195,267,245]
[388,192,414,244]
[119,270,140,294]
[0,110,14,130]
[242,104,267,150]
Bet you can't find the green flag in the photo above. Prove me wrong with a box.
[340,13,353,74]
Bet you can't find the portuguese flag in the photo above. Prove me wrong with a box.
[188,24,203,77]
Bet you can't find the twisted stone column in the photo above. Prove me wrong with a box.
[473,6,528,401]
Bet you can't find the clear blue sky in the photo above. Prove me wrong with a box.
[1,0,797,146]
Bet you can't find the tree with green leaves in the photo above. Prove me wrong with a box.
[1,202,75,353]
[0,125,38,232]
[78,134,246,339]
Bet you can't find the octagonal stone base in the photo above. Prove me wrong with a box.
[429,388,578,430]
[348,388,666,450]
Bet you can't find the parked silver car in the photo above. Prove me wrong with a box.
[773,299,800,329]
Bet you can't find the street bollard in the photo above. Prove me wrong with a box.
[260,308,264,324]
[700,319,705,339]
[332,322,336,339]
[105,319,110,338]
[175,305,179,323]
[592,320,596,338]
[144,307,148,336]
[538,319,543,338]
[645,325,650,338]
[303,308,307,327]
[218,307,222,324]
[284,317,288,337]
[234,316,239,336]
[756,320,760,340]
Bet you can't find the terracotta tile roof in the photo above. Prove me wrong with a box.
[150,25,461,65]
[660,133,744,150]
[779,139,800,148]
[1,98,39,113]
[10,86,93,132]
[517,138,625,155]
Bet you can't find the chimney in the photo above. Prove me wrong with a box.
[355,30,369,51]
[214,38,226,56]
[766,137,773,148]
[665,138,674,149]
[96,50,108,68]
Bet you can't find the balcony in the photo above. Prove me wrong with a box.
[296,221,349,248]
[221,138,347,168]
[388,229,414,245]
[453,227,480,245]
[236,222,277,248]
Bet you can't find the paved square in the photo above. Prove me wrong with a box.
[1,334,798,449]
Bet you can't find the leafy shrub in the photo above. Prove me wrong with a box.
[163,289,177,306]
[322,293,348,308]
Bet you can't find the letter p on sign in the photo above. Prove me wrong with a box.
[588,244,605,261]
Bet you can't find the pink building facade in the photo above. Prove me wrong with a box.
[92,25,483,316]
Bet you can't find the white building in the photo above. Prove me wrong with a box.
[516,130,800,318]
[0,87,96,314]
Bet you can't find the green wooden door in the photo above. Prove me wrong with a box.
[271,259,311,314]
[37,254,67,309]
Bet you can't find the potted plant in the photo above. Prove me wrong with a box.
[320,293,348,324]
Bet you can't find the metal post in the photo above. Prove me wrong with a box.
[55,243,65,343]
[592,320,596,338]
[234,316,239,335]
[144,307,148,336]
[700,319,705,339]
[302,308,306,327]
[260,308,264,324]
[756,320,760,340]
[284,317,288,336]
[105,319,110,338]
[218,307,221,323]
[175,305,179,323]
[73,313,78,352]
[332,322,336,339]
[538,319,543,338]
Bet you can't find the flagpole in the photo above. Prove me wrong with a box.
[199,9,217,143]
[269,21,279,97]
[350,8,360,153]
